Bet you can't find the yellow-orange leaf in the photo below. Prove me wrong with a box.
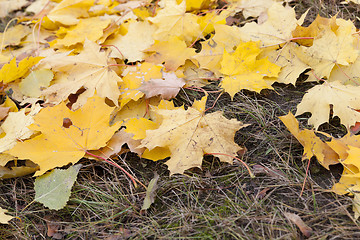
[0,57,43,84]
[8,96,121,176]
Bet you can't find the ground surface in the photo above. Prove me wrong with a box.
[1,0,360,239]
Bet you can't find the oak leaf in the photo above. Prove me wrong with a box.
[8,96,121,176]
[139,101,247,175]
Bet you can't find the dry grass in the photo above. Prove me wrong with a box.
[1,0,360,239]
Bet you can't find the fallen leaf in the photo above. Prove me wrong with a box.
[279,112,339,169]
[284,212,313,237]
[141,172,160,211]
[34,164,82,210]
[138,71,185,99]
[8,96,121,176]
[147,0,202,43]
[296,81,360,130]
[0,104,42,154]
[107,20,156,62]
[139,98,248,174]
[220,41,280,98]
[0,207,13,224]
[41,39,122,109]
[0,57,43,84]
[145,36,196,71]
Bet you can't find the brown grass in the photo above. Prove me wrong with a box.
[1,0,360,239]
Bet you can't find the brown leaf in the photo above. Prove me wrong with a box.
[139,71,185,100]
[284,212,313,237]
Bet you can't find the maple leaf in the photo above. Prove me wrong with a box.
[147,0,202,43]
[139,100,247,175]
[294,20,358,81]
[279,112,339,169]
[107,20,156,62]
[119,62,163,108]
[0,0,27,18]
[220,41,280,98]
[265,42,309,85]
[238,2,306,46]
[296,81,360,130]
[0,57,43,84]
[0,104,42,154]
[46,0,94,25]
[138,71,185,99]
[145,36,196,71]
[228,0,281,19]
[8,96,121,176]
[292,15,339,47]
[0,24,31,49]
[41,39,122,109]
[327,55,360,85]
[19,69,54,98]
[192,38,225,76]
[87,129,143,159]
[51,17,111,48]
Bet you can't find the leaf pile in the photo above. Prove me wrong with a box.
[1,0,360,219]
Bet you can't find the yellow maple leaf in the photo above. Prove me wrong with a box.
[124,117,172,161]
[295,25,358,81]
[327,55,360,85]
[238,2,305,46]
[192,38,225,75]
[0,57,43,84]
[220,41,280,98]
[279,112,340,169]
[51,17,111,48]
[41,39,122,109]
[0,24,31,49]
[19,69,54,98]
[292,15,339,47]
[8,96,121,176]
[119,62,163,108]
[197,9,227,36]
[145,36,196,71]
[107,20,156,62]
[0,104,41,154]
[296,81,360,130]
[147,0,202,43]
[139,99,247,175]
[265,42,309,85]
[227,0,281,19]
[47,0,94,25]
